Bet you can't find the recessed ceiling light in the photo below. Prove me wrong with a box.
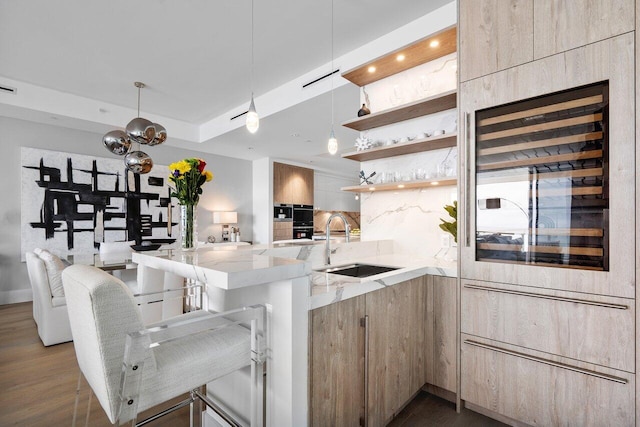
[367,66,376,73]
[429,40,439,48]
[248,147,254,150]
[396,54,405,62]
[431,181,439,185]
[369,187,375,191]
[397,184,405,188]
[99,108,108,113]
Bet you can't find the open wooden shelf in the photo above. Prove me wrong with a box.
[341,177,456,193]
[342,133,456,162]
[342,90,457,131]
[341,26,457,87]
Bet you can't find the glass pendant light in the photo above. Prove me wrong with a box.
[327,0,337,154]
[328,129,338,155]
[246,0,259,133]
[246,94,259,133]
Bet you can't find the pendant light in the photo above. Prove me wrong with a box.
[327,0,338,155]
[102,81,166,174]
[246,0,259,133]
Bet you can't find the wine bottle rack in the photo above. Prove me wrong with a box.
[475,81,609,270]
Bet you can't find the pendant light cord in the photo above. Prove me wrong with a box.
[251,0,254,98]
[330,0,334,130]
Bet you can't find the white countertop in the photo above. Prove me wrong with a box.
[309,253,456,309]
[132,247,310,290]
[132,240,456,309]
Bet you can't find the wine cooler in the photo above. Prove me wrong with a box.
[474,81,609,270]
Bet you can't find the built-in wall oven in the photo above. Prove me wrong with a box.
[292,204,313,239]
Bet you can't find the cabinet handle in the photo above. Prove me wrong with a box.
[464,339,628,384]
[463,111,471,247]
[360,315,369,427]
[463,283,629,310]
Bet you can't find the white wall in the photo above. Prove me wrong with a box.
[252,158,272,244]
[0,117,253,304]
[314,171,359,212]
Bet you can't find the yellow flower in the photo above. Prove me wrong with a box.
[175,160,191,175]
[204,170,213,182]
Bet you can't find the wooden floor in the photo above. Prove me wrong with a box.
[0,302,190,426]
[0,302,505,426]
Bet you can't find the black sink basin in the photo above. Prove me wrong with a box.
[315,263,400,278]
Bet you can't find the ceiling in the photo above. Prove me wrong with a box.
[0,0,453,175]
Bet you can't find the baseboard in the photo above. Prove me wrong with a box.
[464,401,531,427]
[0,289,32,305]
[421,383,457,403]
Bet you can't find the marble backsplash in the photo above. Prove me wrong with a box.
[360,185,457,259]
[252,239,394,269]
[314,210,360,233]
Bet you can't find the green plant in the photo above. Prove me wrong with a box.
[439,201,457,243]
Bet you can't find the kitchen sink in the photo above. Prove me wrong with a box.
[314,263,400,278]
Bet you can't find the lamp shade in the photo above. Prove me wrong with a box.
[213,211,238,224]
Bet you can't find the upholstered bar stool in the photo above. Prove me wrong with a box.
[62,264,265,426]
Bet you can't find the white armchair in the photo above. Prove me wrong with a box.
[62,264,265,426]
[25,251,73,346]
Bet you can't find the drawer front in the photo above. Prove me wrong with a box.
[461,281,634,372]
[461,338,635,426]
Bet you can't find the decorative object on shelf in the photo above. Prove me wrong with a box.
[438,201,457,243]
[437,147,455,177]
[357,104,371,117]
[207,235,217,243]
[326,0,338,155]
[359,170,376,185]
[102,82,166,174]
[168,158,213,251]
[362,86,371,110]
[213,211,238,242]
[246,0,259,134]
[355,136,373,151]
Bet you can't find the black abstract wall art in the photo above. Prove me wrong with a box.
[21,147,177,257]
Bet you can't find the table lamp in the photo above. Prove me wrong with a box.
[213,211,238,241]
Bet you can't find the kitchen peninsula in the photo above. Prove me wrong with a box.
[132,240,456,426]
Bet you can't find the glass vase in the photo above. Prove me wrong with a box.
[180,203,198,251]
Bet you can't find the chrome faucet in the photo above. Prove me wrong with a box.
[326,213,350,265]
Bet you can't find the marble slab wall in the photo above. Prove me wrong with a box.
[361,183,456,258]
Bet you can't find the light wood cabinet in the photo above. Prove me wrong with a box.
[310,275,453,427]
[425,275,457,393]
[457,12,637,423]
[309,295,365,427]
[366,277,426,427]
[533,0,635,59]
[272,221,292,241]
[458,0,533,82]
[273,162,314,205]
[461,280,635,372]
[461,336,635,426]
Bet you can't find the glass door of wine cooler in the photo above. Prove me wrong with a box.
[474,82,609,271]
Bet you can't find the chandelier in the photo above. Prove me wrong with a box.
[102,82,166,174]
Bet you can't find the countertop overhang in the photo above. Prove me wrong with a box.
[132,248,311,290]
